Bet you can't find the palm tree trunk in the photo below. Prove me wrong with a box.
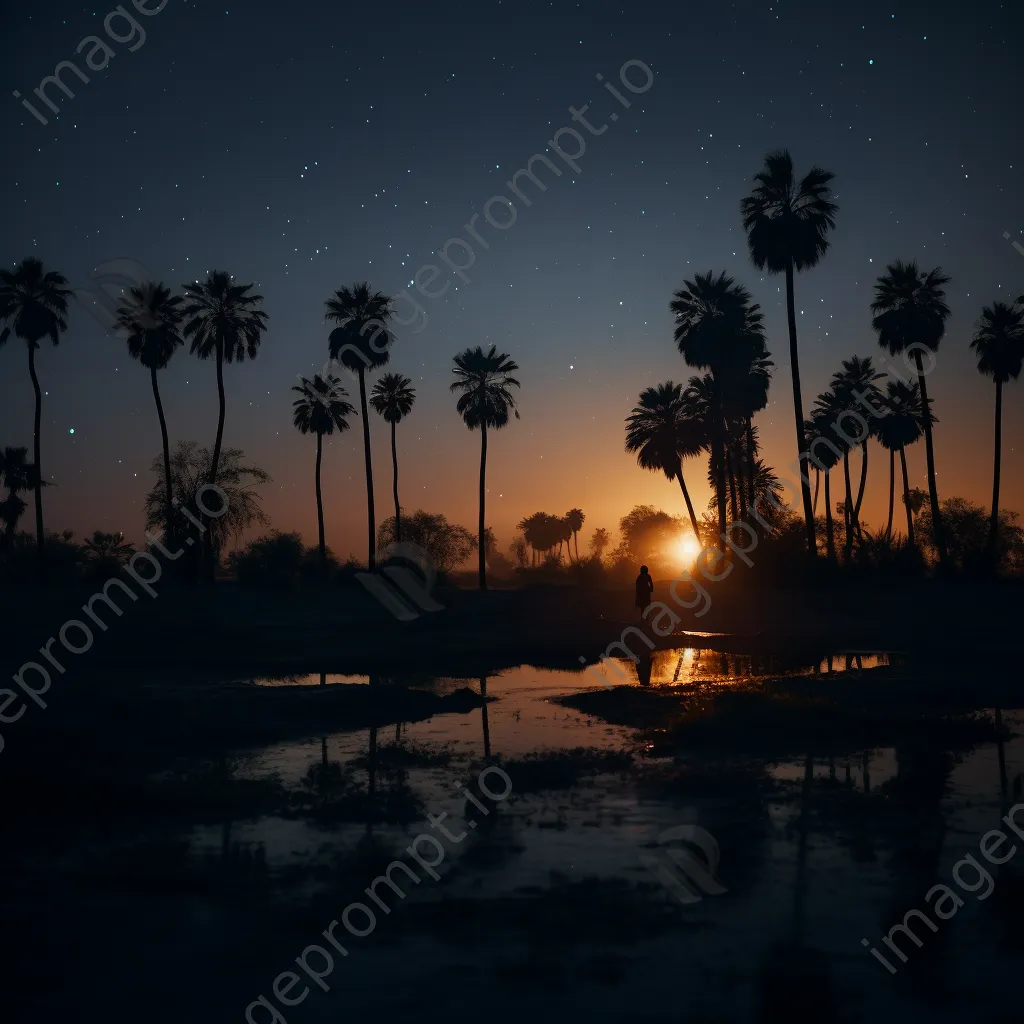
[785,260,817,556]
[205,339,227,580]
[915,349,946,565]
[357,366,376,569]
[27,344,45,580]
[711,397,728,551]
[736,447,748,522]
[842,451,854,562]
[151,366,173,532]
[886,448,895,540]
[854,441,869,534]
[899,446,915,547]
[824,470,835,562]
[745,418,756,507]
[676,463,701,541]
[391,419,401,544]
[478,421,488,590]
[574,531,579,561]
[988,379,1002,557]
[727,449,739,522]
[812,467,820,515]
[315,431,326,565]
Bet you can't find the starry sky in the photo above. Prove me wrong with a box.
[2,0,1023,557]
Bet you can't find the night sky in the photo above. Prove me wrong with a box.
[3,0,1023,557]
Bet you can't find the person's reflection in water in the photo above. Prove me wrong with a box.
[636,650,652,687]
[479,676,491,758]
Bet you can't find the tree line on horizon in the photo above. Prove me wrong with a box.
[2,149,1023,585]
[623,149,1024,571]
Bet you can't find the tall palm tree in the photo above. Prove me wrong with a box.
[0,257,73,578]
[741,150,838,555]
[871,261,951,566]
[970,301,1024,555]
[625,381,705,540]
[671,271,766,546]
[292,373,356,566]
[827,356,884,557]
[565,508,585,561]
[326,283,395,569]
[181,271,268,579]
[114,282,184,530]
[369,373,416,544]
[875,380,927,546]
[451,346,521,590]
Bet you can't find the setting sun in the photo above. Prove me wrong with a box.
[675,534,702,564]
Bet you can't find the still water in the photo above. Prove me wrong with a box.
[14,650,1024,1022]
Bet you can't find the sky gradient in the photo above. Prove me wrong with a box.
[3,0,1023,558]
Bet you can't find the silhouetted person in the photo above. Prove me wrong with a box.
[634,564,654,621]
[636,650,652,687]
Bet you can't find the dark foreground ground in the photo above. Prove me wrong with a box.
[1,579,1022,1023]
[1,574,1022,675]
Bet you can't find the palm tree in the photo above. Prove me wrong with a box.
[831,356,884,530]
[0,258,73,578]
[451,346,521,590]
[565,508,585,561]
[625,381,705,540]
[671,272,766,546]
[806,404,844,563]
[114,282,184,530]
[0,446,36,549]
[590,527,610,560]
[734,340,774,507]
[292,373,356,566]
[326,283,395,569]
[741,150,838,555]
[369,373,416,544]
[871,261,951,565]
[970,301,1024,555]
[181,270,268,578]
[875,380,926,546]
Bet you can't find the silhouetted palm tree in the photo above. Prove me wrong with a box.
[0,446,37,549]
[741,150,838,555]
[326,283,395,569]
[565,508,585,561]
[671,272,765,545]
[734,339,774,507]
[831,356,884,526]
[182,271,268,577]
[875,380,926,545]
[0,257,73,578]
[590,527,610,560]
[625,381,705,540]
[970,301,1024,555]
[114,282,184,529]
[369,373,415,544]
[871,261,951,565]
[806,405,844,562]
[292,373,356,565]
[451,346,521,590]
